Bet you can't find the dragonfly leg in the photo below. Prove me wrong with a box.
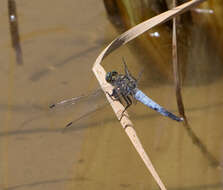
[106,90,124,105]
[122,57,138,83]
[119,95,132,121]
[122,57,130,77]
[136,69,144,83]
[106,90,118,101]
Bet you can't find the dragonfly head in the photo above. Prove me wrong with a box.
[105,71,118,84]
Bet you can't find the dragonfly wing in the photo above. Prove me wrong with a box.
[49,88,103,109]
[49,95,86,109]
[63,102,107,130]
[134,89,183,122]
[50,88,108,127]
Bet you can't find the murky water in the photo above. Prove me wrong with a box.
[0,0,223,190]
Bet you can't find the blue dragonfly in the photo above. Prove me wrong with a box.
[50,59,183,128]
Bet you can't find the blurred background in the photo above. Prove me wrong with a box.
[0,0,223,189]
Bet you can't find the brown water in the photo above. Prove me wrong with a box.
[1,1,223,190]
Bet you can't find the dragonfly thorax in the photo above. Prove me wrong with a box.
[106,70,137,97]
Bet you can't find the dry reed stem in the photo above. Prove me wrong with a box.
[92,0,206,189]
[8,0,23,65]
[172,0,220,169]
[172,0,188,124]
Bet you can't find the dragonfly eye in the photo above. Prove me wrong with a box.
[105,72,112,83]
[106,71,118,83]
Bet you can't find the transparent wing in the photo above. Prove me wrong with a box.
[49,88,103,109]
[64,103,107,130]
[49,88,108,128]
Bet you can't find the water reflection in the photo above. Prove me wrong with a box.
[1,97,222,170]
[192,8,214,14]
[29,45,101,82]
[8,0,23,65]
[1,1,223,190]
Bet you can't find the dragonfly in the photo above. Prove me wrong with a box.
[50,58,183,128]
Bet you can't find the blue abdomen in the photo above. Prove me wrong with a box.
[134,89,183,122]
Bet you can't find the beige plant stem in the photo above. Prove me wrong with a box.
[92,0,206,189]
[172,0,188,124]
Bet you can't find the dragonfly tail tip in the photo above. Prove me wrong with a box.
[65,122,73,128]
[49,104,55,109]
